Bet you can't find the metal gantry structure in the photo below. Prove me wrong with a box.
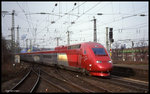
[2,10,17,53]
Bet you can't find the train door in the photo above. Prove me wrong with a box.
[82,49,88,69]
[78,55,82,68]
[78,47,87,69]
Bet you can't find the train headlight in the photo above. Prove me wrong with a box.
[108,60,112,63]
[96,61,102,63]
[89,64,92,67]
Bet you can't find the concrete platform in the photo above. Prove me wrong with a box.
[113,64,148,70]
[111,64,149,81]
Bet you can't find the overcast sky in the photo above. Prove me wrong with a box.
[2,1,149,49]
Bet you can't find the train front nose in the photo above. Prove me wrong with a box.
[89,61,113,76]
[97,61,113,71]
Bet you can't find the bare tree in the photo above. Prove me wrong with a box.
[140,40,146,47]
[2,37,12,64]
[112,42,120,49]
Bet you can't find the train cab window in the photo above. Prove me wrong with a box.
[92,48,107,56]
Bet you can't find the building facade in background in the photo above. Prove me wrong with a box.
[112,46,149,62]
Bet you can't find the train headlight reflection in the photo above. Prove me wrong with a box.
[96,61,102,63]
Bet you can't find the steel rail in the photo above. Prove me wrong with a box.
[110,75,148,92]
[92,75,148,92]
[54,69,95,93]
[40,69,93,93]
[39,70,70,92]
[10,68,32,91]
[30,66,70,92]
[30,68,41,93]
[9,67,41,93]
[65,70,113,93]
[111,75,148,85]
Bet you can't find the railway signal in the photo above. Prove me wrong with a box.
[108,28,114,58]
[110,48,112,57]
[109,28,113,39]
[109,28,114,43]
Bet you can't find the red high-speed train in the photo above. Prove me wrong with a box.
[18,42,113,76]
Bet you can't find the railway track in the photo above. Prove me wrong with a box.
[110,75,148,92]
[40,69,94,93]
[91,75,148,93]
[7,67,40,93]
[53,67,148,93]
[7,62,147,93]
[54,68,112,93]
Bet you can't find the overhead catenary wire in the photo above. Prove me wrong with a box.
[2,2,148,48]
[31,3,83,46]
[66,2,102,44]
[113,23,148,31]
[24,2,86,43]
[25,2,35,30]
[36,2,87,36]
[96,12,147,27]
[17,2,35,38]
[96,3,148,28]
[68,2,101,29]
[38,2,147,47]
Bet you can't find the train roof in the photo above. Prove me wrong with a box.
[55,42,103,50]
[17,42,104,54]
[56,42,102,47]
[17,50,56,55]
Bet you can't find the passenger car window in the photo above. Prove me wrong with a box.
[43,55,52,58]
[68,44,81,49]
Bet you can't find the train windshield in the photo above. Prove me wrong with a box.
[92,48,107,56]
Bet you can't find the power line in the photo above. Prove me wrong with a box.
[33,2,99,41]
[68,2,101,29]
[17,2,87,40]
[36,2,87,35]
[113,24,148,32]
[26,2,35,30]
[97,12,147,27]
[17,2,34,37]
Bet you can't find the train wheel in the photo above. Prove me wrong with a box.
[59,65,64,69]
[82,68,86,75]
[85,70,91,76]
[82,69,91,76]
[54,64,59,70]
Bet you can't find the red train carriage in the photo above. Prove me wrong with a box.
[18,42,113,77]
